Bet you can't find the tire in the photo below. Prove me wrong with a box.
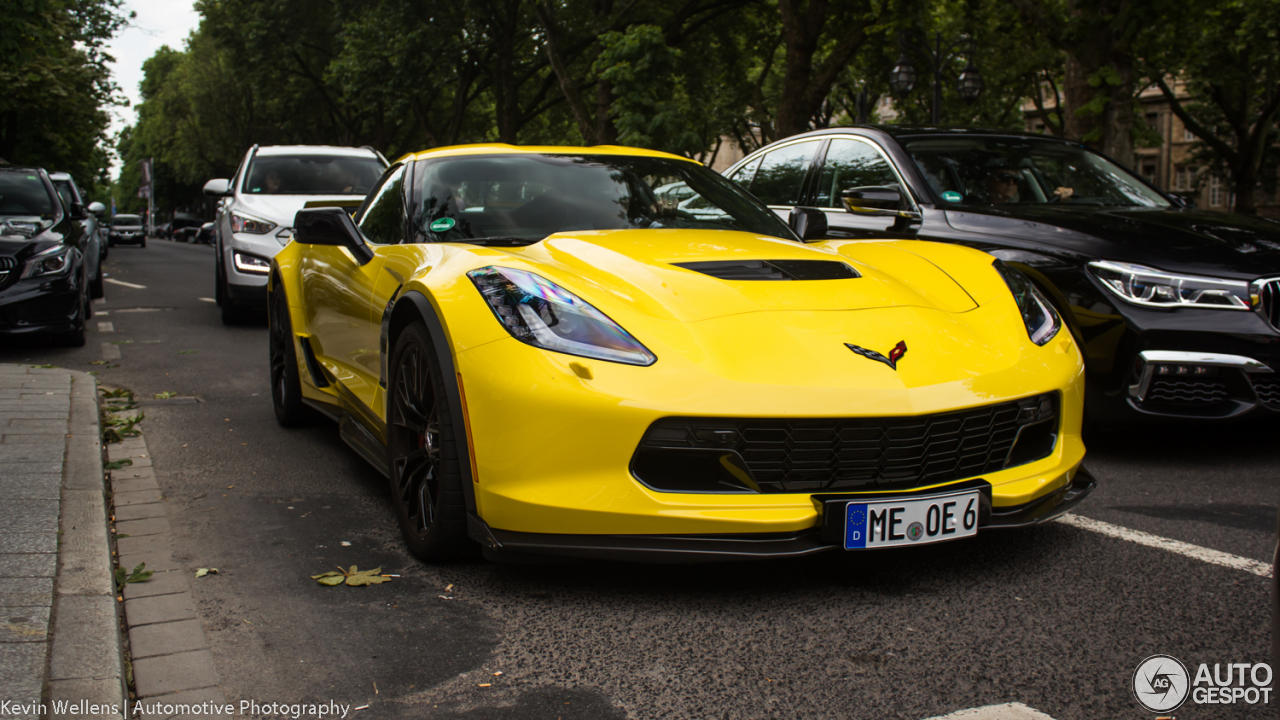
[386,323,471,562]
[53,291,89,347]
[214,258,225,307]
[140,238,147,248]
[217,263,246,324]
[90,260,105,299]
[268,284,316,427]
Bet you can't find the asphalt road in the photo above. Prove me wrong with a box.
[2,239,1274,719]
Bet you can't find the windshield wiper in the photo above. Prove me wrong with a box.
[458,236,540,247]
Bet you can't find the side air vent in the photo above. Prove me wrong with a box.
[674,259,859,281]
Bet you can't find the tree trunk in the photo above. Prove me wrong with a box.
[595,78,617,145]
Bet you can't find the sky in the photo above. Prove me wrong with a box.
[104,0,202,171]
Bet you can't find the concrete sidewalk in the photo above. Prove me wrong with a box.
[0,365,125,719]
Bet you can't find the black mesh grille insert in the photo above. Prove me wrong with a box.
[1250,374,1280,410]
[674,259,859,281]
[1259,279,1280,331]
[634,393,1058,494]
[1145,376,1229,405]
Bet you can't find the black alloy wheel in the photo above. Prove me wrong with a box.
[54,281,89,348]
[268,285,315,427]
[218,261,245,324]
[89,258,105,299]
[387,323,470,561]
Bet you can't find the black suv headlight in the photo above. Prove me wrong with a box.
[994,260,1061,346]
[20,246,72,279]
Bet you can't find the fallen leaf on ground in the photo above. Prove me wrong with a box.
[154,391,176,399]
[195,568,219,578]
[312,565,391,587]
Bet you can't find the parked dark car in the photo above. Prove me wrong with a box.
[155,221,172,240]
[0,167,93,346]
[725,126,1280,423]
[108,214,146,247]
[195,222,215,245]
[169,213,203,242]
[49,171,106,298]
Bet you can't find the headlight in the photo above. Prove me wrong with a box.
[20,246,72,279]
[468,266,656,366]
[233,251,271,275]
[994,261,1061,346]
[231,212,276,234]
[1088,260,1250,309]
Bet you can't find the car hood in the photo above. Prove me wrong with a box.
[944,205,1280,279]
[235,194,363,228]
[509,229,978,324]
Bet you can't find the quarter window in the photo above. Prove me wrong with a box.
[815,139,900,208]
[357,164,407,245]
[744,140,821,206]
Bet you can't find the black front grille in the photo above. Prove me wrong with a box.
[1145,376,1229,405]
[1258,278,1280,331]
[1250,374,1280,410]
[0,257,15,271]
[633,393,1059,494]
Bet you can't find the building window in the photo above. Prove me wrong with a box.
[1211,176,1223,206]
[1184,127,1196,142]
[1141,161,1158,183]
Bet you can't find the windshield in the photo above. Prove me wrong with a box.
[902,137,1171,209]
[0,173,56,217]
[112,215,142,226]
[414,154,796,244]
[244,154,386,196]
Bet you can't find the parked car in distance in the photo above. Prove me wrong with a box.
[195,222,215,245]
[0,167,94,346]
[48,171,106,299]
[204,144,387,324]
[169,213,203,242]
[107,214,146,247]
[725,126,1280,423]
[155,222,172,240]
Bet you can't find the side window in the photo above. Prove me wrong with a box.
[54,183,74,210]
[727,156,763,190]
[745,140,821,206]
[816,139,901,208]
[356,164,407,245]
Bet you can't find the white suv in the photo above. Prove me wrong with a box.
[203,145,387,323]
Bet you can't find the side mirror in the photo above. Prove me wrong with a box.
[841,186,906,214]
[203,178,231,197]
[788,207,828,242]
[294,207,374,265]
[87,202,105,215]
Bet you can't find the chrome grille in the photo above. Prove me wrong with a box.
[1258,278,1280,330]
[0,256,14,286]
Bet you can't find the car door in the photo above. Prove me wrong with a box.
[724,139,824,223]
[302,163,405,413]
[812,136,921,240]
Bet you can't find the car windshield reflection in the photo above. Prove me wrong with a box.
[902,137,1171,209]
[414,154,797,245]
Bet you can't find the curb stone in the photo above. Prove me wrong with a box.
[101,395,226,714]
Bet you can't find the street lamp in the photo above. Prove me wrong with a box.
[889,32,982,124]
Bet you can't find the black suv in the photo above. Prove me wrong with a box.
[727,127,1280,422]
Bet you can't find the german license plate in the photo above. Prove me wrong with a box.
[844,490,980,549]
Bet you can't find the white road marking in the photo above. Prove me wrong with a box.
[97,321,114,333]
[198,297,216,303]
[101,343,121,360]
[94,311,108,316]
[1058,513,1273,578]
[923,702,1056,719]
[104,278,146,289]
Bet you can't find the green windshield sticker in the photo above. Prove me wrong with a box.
[942,191,962,203]
[430,217,456,233]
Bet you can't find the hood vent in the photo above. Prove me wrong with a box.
[674,259,859,281]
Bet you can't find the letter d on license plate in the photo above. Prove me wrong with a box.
[844,490,980,549]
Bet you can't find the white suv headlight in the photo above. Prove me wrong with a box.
[1088,260,1250,309]
[231,212,276,235]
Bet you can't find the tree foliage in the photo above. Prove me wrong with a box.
[0,0,130,195]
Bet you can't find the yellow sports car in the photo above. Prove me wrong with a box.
[268,144,1093,562]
